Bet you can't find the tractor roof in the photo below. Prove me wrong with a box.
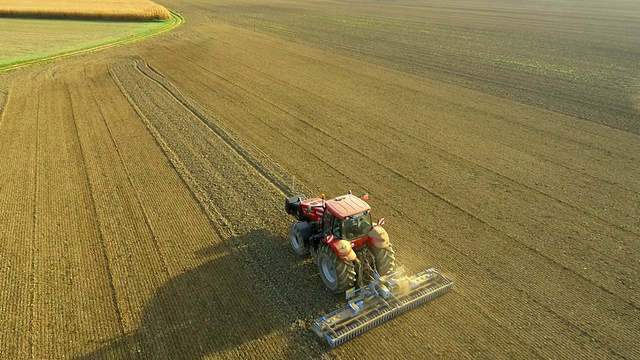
[325,194,371,220]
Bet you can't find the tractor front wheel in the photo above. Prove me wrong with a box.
[317,244,356,294]
[289,222,310,256]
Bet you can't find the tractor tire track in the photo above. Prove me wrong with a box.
[135,58,305,199]
[62,56,266,359]
[109,60,234,239]
[133,50,350,196]
[109,58,337,359]
[107,60,231,243]
[28,76,41,360]
[80,59,247,358]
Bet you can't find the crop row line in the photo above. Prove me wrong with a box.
[0,89,9,131]
[299,67,640,234]
[255,21,640,162]
[26,80,43,360]
[86,66,171,279]
[241,15,639,135]
[398,204,629,358]
[65,75,126,345]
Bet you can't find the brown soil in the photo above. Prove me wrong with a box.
[0,0,638,359]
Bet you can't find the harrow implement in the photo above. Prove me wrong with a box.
[311,267,454,347]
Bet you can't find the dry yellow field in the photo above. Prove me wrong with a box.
[0,0,638,359]
[0,0,169,20]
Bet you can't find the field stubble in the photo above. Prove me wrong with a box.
[0,0,639,359]
[131,7,639,357]
[207,0,640,133]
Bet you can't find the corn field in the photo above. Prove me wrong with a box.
[0,0,170,21]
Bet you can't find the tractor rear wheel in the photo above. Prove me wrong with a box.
[289,222,310,256]
[317,244,356,294]
[372,245,396,276]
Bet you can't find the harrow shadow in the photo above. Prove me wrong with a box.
[78,229,336,359]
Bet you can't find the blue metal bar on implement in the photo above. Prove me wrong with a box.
[311,268,455,347]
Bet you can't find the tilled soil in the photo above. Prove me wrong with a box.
[0,0,638,359]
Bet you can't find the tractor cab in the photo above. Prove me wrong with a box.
[323,210,373,240]
[323,194,373,241]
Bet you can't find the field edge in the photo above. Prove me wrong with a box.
[0,9,184,74]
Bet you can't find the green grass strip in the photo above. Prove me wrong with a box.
[0,9,184,73]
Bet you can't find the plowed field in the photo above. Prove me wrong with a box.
[0,0,638,359]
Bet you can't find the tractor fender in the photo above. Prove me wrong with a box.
[368,226,390,249]
[323,236,357,261]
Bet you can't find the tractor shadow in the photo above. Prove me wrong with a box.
[78,229,338,359]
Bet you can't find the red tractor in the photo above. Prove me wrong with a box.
[285,192,396,293]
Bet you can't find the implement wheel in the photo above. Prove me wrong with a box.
[317,244,356,294]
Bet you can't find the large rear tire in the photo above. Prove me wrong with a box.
[372,245,396,276]
[317,244,356,294]
[289,222,310,256]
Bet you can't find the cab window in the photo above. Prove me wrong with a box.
[332,216,342,238]
[342,211,372,240]
[322,211,333,235]
[322,211,342,238]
